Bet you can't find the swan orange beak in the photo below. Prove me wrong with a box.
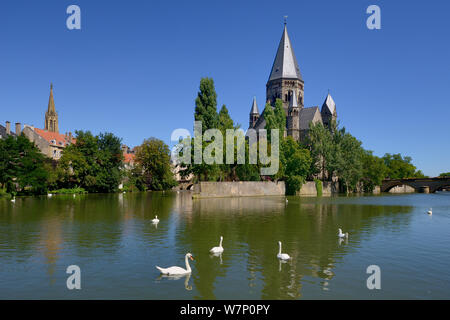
[190,256,195,261]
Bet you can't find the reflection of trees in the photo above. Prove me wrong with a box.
[177,195,413,299]
[0,193,415,299]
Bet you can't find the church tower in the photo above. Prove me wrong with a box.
[249,97,260,128]
[266,22,304,115]
[321,93,337,129]
[287,90,300,140]
[45,83,59,133]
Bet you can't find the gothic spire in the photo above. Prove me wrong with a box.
[268,23,302,82]
[250,96,259,114]
[47,83,56,114]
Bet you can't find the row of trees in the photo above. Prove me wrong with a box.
[179,77,428,194]
[0,131,176,195]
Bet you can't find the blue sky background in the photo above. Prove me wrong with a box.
[0,0,449,176]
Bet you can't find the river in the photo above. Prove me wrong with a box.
[0,191,449,299]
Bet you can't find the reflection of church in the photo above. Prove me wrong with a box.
[249,23,337,141]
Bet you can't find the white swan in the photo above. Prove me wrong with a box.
[210,236,224,254]
[47,193,53,197]
[152,215,159,224]
[156,253,194,275]
[11,196,16,203]
[338,228,349,238]
[427,208,432,215]
[277,241,290,260]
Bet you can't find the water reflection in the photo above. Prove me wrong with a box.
[157,273,192,291]
[4,191,450,300]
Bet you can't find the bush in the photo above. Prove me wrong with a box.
[315,179,323,196]
[286,175,305,195]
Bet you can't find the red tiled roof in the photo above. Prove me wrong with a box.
[34,128,76,147]
[124,153,135,164]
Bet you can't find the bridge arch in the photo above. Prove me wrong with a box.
[380,181,417,193]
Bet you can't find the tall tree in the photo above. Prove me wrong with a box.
[274,98,286,138]
[306,122,333,179]
[194,77,219,133]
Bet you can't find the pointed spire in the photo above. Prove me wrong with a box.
[321,93,336,114]
[250,96,259,114]
[268,23,302,82]
[47,83,56,114]
[289,90,298,109]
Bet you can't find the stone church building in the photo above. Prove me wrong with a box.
[249,23,337,141]
[22,84,76,160]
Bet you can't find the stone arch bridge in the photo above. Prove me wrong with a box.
[381,177,450,193]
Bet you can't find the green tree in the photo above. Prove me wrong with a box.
[194,77,219,133]
[56,131,123,193]
[281,136,312,195]
[439,172,450,178]
[134,138,177,191]
[305,122,333,179]
[361,151,388,192]
[0,135,48,195]
[332,129,364,192]
[263,102,277,141]
[383,153,418,179]
[264,99,286,141]
[274,98,286,138]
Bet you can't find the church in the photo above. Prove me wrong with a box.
[21,84,76,160]
[249,23,337,142]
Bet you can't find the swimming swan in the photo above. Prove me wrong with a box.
[427,208,432,215]
[156,253,194,275]
[277,241,291,260]
[11,196,16,203]
[210,236,224,254]
[338,228,349,238]
[152,215,160,224]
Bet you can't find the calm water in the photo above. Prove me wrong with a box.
[0,191,449,299]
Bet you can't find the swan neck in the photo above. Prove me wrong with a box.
[278,242,282,254]
[219,237,223,247]
[185,254,191,272]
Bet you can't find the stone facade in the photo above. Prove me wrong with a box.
[193,181,285,198]
[249,24,338,142]
[296,181,339,196]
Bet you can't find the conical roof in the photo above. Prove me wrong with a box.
[250,96,259,114]
[268,24,303,82]
[321,93,336,114]
[289,90,298,108]
[47,83,56,114]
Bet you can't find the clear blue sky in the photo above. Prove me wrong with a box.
[1,0,449,176]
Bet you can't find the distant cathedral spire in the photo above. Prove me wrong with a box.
[45,83,59,133]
